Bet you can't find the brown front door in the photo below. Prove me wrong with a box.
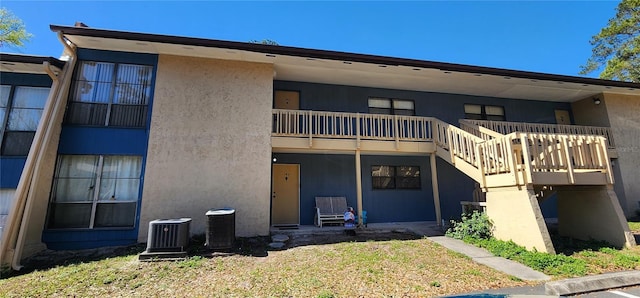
[555,110,571,125]
[271,164,300,225]
[274,90,300,110]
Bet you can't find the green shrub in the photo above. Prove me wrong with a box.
[446,211,493,240]
[468,237,587,276]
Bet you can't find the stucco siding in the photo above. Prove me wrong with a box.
[602,93,640,215]
[140,55,273,240]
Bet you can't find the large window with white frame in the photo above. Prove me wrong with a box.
[47,155,142,229]
[65,61,153,127]
[0,85,50,156]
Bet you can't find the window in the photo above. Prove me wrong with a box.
[368,97,415,115]
[464,104,505,121]
[0,85,50,156]
[48,155,142,229]
[372,165,421,189]
[0,188,17,238]
[65,61,153,127]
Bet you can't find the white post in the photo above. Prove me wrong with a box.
[355,150,364,225]
[431,154,442,226]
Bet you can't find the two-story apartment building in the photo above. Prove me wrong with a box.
[2,24,640,269]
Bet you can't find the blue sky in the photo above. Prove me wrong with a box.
[1,1,620,78]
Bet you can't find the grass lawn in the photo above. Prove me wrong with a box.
[3,221,640,297]
[0,237,533,298]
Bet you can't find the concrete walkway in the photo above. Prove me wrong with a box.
[427,236,551,281]
[390,222,551,281]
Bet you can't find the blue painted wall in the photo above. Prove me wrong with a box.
[41,49,158,250]
[360,155,435,223]
[0,158,26,188]
[273,154,357,225]
[0,72,54,188]
[274,80,573,124]
[434,157,477,221]
[58,127,149,155]
[273,153,461,225]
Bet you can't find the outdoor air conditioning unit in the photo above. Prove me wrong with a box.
[146,218,191,253]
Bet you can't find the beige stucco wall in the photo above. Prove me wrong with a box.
[485,187,555,253]
[601,93,640,216]
[571,94,611,128]
[557,186,635,248]
[139,55,273,241]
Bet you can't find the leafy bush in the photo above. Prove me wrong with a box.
[445,211,493,240]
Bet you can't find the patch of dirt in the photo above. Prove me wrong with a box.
[286,230,422,248]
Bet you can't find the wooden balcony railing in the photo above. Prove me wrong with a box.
[273,109,614,187]
[272,109,434,143]
[460,119,616,149]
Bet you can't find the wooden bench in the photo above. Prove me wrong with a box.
[314,196,348,227]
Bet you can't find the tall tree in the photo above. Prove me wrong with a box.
[580,0,640,82]
[0,8,32,48]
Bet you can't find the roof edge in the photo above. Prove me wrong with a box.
[0,53,66,70]
[50,24,640,90]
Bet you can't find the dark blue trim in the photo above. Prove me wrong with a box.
[41,228,138,250]
[58,127,148,155]
[76,48,158,65]
[0,72,52,87]
[0,157,26,188]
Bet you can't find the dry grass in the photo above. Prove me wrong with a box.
[0,238,533,297]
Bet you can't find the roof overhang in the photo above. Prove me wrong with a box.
[50,24,640,103]
[0,53,65,74]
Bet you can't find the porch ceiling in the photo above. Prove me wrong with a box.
[54,25,640,103]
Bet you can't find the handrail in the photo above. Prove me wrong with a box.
[459,119,508,141]
[272,109,614,188]
[463,119,616,149]
[432,118,484,168]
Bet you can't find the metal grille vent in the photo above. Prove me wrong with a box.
[146,218,191,253]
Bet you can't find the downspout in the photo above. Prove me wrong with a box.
[4,32,77,271]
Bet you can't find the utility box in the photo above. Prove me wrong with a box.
[205,208,235,251]
[145,218,191,253]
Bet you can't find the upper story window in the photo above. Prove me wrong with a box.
[65,61,153,128]
[464,104,505,121]
[0,85,50,156]
[368,97,415,116]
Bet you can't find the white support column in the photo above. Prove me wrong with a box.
[355,149,363,225]
[430,154,442,226]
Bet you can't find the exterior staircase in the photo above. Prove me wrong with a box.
[271,109,635,253]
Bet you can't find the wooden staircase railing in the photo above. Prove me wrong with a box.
[272,110,614,188]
